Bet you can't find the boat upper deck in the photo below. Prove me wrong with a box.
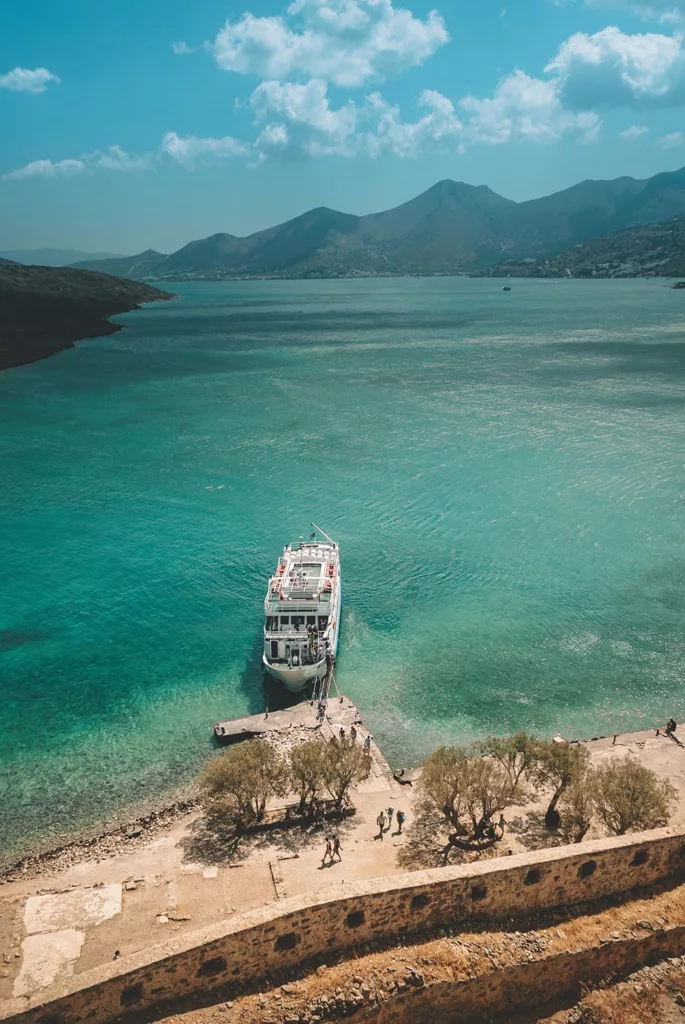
[265,542,338,613]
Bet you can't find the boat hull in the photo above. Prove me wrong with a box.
[262,656,326,692]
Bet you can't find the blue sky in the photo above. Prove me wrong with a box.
[2,0,685,253]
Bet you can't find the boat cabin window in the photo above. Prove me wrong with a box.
[265,617,274,631]
[292,615,304,630]
[270,640,279,659]
[280,616,289,627]
[318,616,328,631]
[306,616,315,627]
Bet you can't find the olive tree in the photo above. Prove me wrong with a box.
[463,757,515,838]
[200,739,289,828]
[419,746,516,850]
[559,771,595,842]
[289,740,328,813]
[477,732,539,795]
[419,745,470,829]
[592,756,677,835]
[532,741,590,828]
[323,738,371,810]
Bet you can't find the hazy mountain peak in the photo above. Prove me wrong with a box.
[198,232,238,243]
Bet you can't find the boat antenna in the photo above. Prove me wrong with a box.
[311,522,335,546]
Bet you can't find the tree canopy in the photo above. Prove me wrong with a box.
[323,737,371,810]
[420,745,516,852]
[200,739,288,827]
[290,739,329,813]
[477,731,538,794]
[532,741,590,828]
[592,756,676,835]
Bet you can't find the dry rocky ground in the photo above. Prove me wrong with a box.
[512,956,685,1024]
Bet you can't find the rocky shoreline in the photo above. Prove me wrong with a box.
[0,794,199,886]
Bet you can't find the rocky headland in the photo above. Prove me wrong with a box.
[0,260,174,371]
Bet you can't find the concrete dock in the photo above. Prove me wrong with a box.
[213,696,361,744]
[213,696,393,791]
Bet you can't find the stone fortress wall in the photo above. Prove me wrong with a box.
[3,827,685,1024]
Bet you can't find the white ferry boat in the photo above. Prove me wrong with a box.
[262,524,341,692]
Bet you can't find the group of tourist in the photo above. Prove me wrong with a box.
[376,806,406,839]
[316,701,374,758]
[321,805,407,865]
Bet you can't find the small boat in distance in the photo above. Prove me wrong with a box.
[502,276,512,291]
[262,524,341,692]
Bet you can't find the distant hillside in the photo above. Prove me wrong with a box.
[69,249,167,278]
[0,263,173,371]
[58,164,685,281]
[474,216,685,279]
[0,248,122,267]
[97,181,522,280]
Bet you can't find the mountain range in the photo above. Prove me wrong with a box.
[1,248,123,267]
[69,165,685,281]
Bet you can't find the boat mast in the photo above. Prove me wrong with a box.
[311,522,336,547]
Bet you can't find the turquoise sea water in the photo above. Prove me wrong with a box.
[2,278,685,864]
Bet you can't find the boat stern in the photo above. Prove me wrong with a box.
[262,655,323,693]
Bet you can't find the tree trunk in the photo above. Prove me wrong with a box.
[545,784,564,828]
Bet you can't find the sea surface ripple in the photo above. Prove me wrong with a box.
[1,277,685,863]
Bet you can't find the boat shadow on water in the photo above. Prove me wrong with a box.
[227,631,311,741]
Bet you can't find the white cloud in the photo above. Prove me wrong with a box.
[161,130,249,167]
[27,16,685,178]
[3,158,86,181]
[92,145,153,172]
[546,26,685,108]
[248,80,462,160]
[460,69,600,145]
[3,146,152,181]
[255,122,291,153]
[580,1,685,25]
[366,88,463,156]
[250,79,359,157]
[620,122,649,138]
[210,0,449,87]
[172,41,197,55]
[0,66,59,94]
[659,128,685,143]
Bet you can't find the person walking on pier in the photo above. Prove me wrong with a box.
[322,838,333,866]
[332,835,342,862]
[396,810,406,834]
[364,734,373,754]
[350,724,357,741]
[376,809,387,840]
[386,806,394,830]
